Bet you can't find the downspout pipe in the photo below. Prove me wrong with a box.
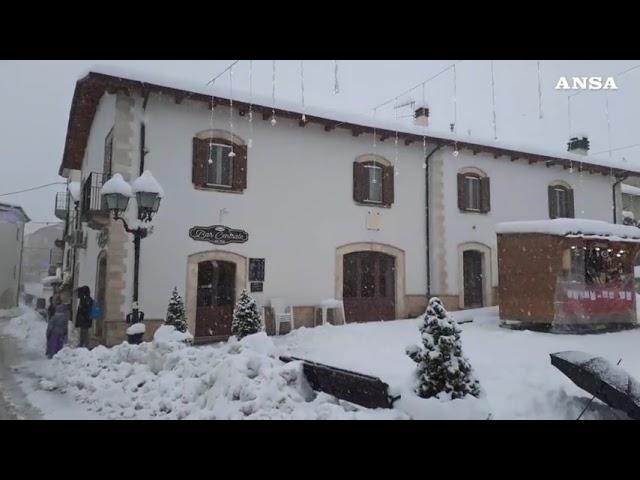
[612,174,628,224]
[425,144,442,298]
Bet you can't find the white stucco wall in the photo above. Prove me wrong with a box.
[0,221,23,308]
[135,94,428,319]
[76,94,116,296]
[435,146,617,300]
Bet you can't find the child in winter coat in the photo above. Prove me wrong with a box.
[46,296,69,359]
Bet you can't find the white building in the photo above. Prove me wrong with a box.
[0,202,29,309]
[56,69,640,346]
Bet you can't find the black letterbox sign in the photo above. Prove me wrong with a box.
[189,225,249,245]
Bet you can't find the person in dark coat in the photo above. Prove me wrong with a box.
[46,297,69,358]
[47,296,56,320]
[75,286,94,348]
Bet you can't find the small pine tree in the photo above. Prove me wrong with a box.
[165,287,187,333]
[231,290,262,339]
[406,297,481,400]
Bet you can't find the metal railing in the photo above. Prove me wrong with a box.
[81,172,109,221]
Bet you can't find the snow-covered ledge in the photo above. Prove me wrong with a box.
[496,218,640,242]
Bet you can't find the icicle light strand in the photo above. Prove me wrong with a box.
[228,67,235,158]
[490,60,497,140]
[248,60,253,148]
[537,60,544,119]
[300,60,306,123]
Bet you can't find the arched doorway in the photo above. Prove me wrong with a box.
[94,251,107,338]
[463,250,483,308]
[186,250,247,342]
[458,242,493,309]
[195,260,236,338]
[343,251,396,322]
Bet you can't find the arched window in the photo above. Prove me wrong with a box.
[353,155,394,207]
[548,181,574,219]
[457,167,490,213]
[192,131,247,193]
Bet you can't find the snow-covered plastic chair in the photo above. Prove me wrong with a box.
[270,298,294,335]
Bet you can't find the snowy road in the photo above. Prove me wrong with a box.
[0,324,42,420]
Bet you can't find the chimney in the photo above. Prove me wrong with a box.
[414,106,429,127]
[567,136,590,156]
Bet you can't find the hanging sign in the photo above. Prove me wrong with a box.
[249,258,265,282]
[189,225,248,245]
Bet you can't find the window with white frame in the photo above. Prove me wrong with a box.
[365,164,383,203]
[465,175,481,211]
[207,143,234,188]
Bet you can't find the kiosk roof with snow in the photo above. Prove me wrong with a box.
[496,219,640,333]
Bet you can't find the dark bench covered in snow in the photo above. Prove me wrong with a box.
[279,355,400,409]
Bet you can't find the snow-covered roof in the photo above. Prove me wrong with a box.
[622,184,640,197]
[67,181,81,202]
[0,202,30,223]
[59,65,640,177]
[496,218,640,242]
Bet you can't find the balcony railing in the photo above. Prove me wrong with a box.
[54,192,70,220]
[81,172,109,226]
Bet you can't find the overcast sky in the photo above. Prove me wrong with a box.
[1,60,639,232]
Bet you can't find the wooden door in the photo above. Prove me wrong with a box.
[463,250,484,308]
[195,260,236,339]
[343,252,396,323]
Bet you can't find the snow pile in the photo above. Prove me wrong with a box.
[34,329,405,420]
[496,218,640,241]
[132,170,164,197]
[126,323,146,335]
[101,173,132,197]
[4,309,46,355]
[42,274,62,286]
[0,306,24,319]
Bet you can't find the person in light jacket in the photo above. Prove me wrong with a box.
[46,296,69,359]
[75,286,94,348]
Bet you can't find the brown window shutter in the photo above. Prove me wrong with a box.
[192,137,207,187]
[480,176,491,213]
[382,165,394,206]
[353,162,366,203]
[548,185,557,219]
[566,187,575,218]
[232,144,248,191]
[457,173,466,211]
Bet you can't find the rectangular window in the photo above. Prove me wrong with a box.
[465,176,481,211]
[555,188,567,218]
[206,144,233,188]
[364,164,383,203]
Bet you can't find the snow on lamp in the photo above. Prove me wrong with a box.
[101,173,132,217]
[132,170,164,222]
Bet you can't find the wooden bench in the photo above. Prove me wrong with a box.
[279,355,400,409]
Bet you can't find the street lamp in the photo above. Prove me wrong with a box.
[101,171,163,344]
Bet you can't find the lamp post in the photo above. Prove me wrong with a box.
[101,171,163,344]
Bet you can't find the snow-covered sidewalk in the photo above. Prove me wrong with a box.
[2,305,638,419]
